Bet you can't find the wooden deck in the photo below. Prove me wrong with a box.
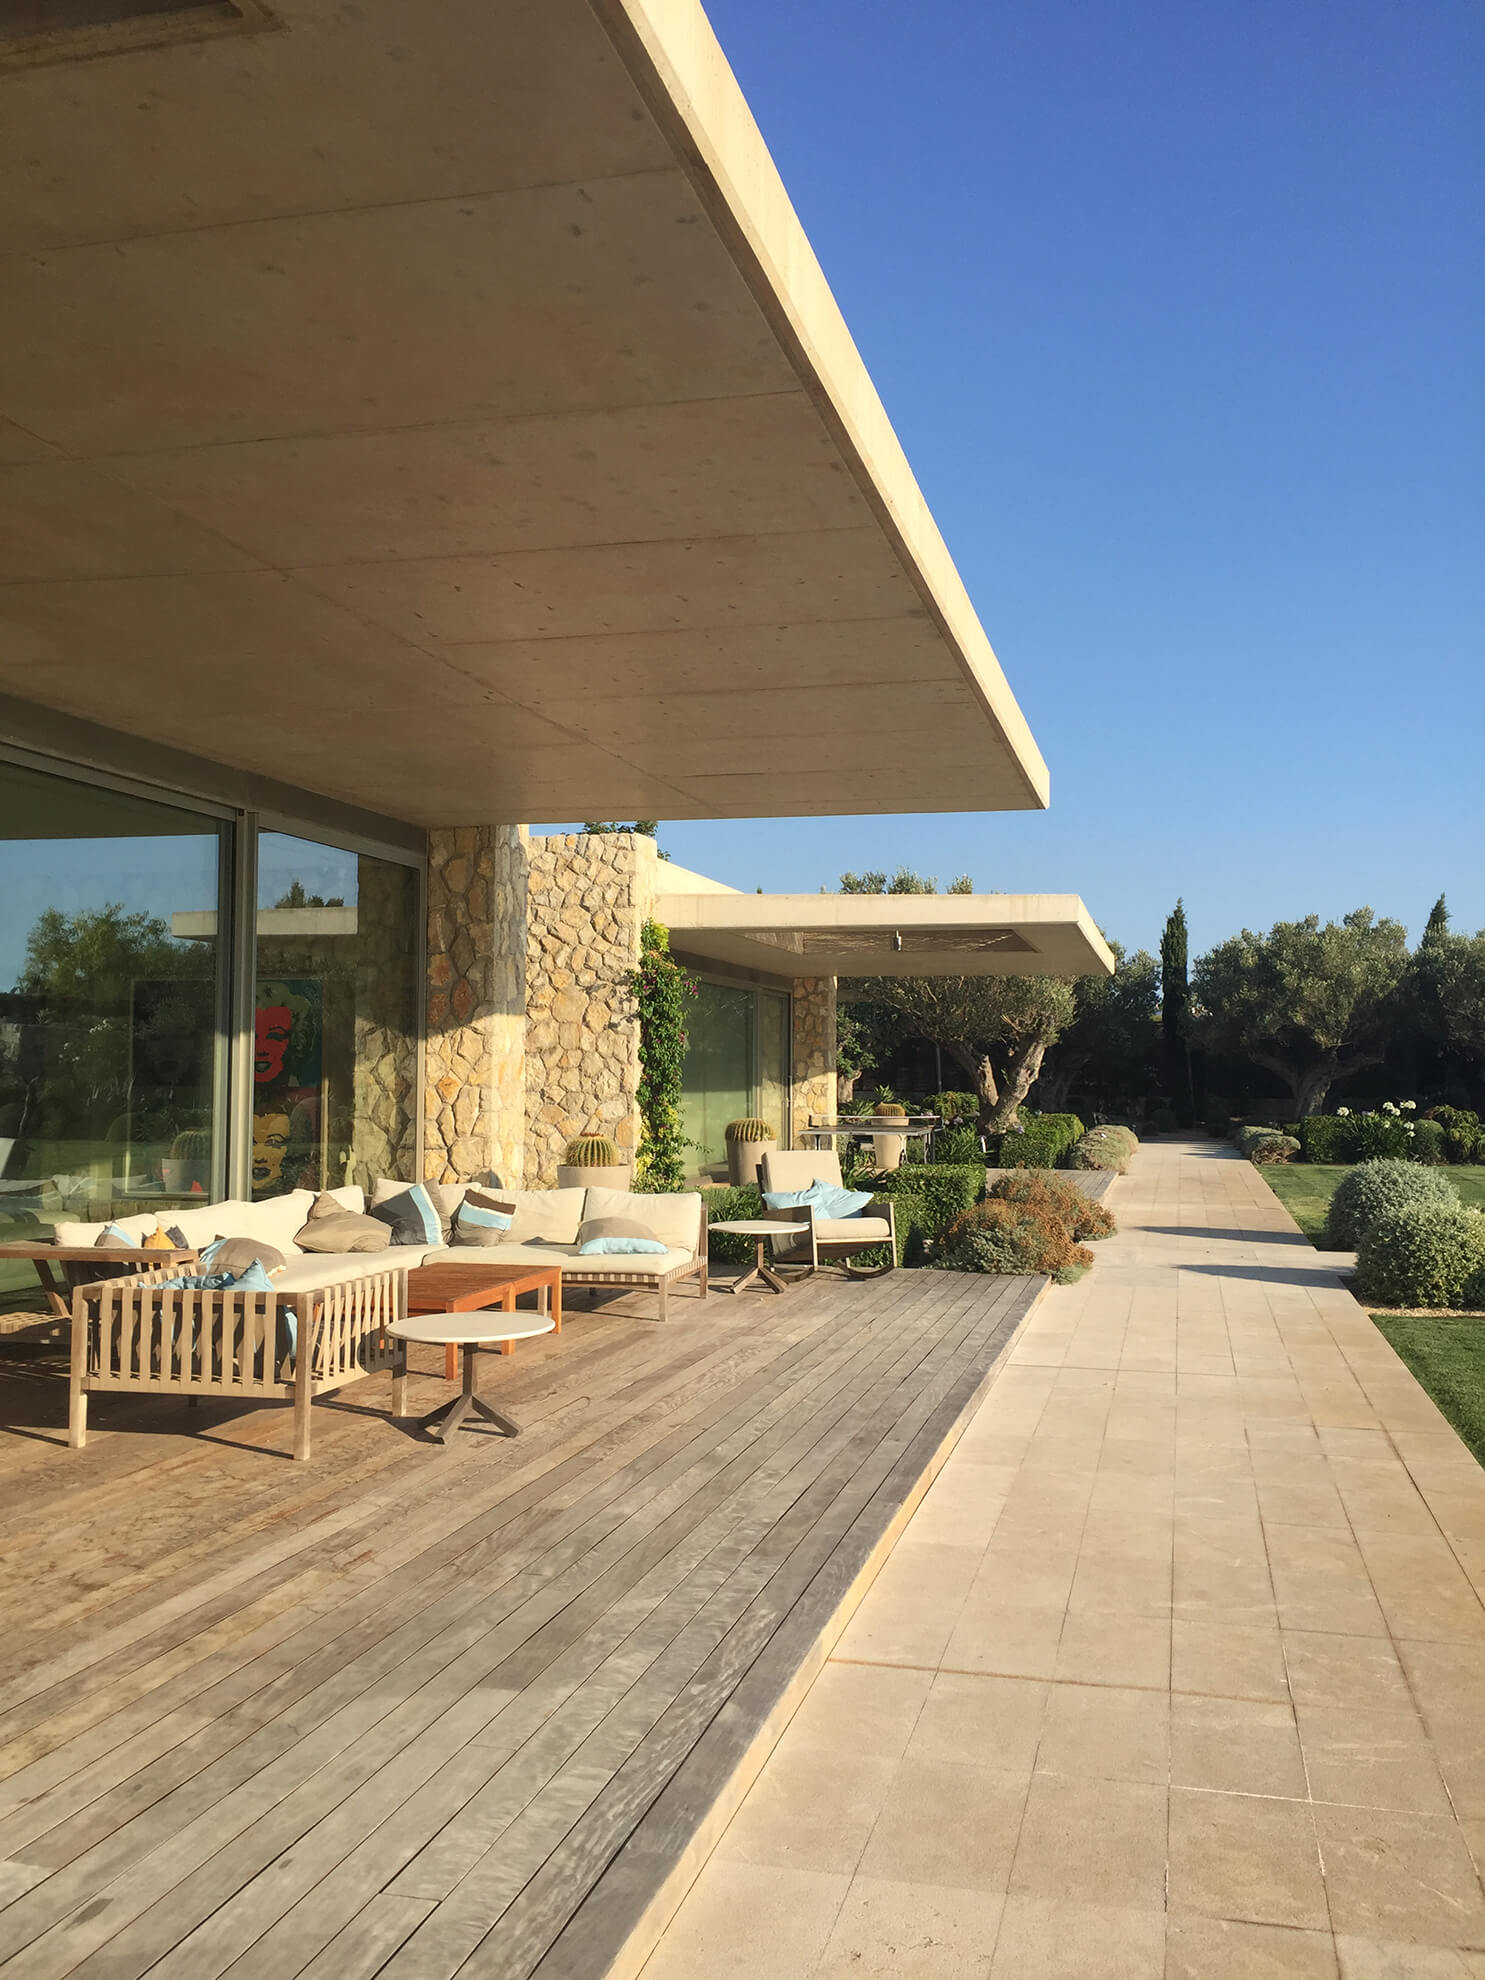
[0,1265,1042,1980]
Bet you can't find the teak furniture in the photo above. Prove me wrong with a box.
[709,1220,808,1295]
[69,1259,410,1461]
[405,1260,563,1381]
[0,1242,198,1317]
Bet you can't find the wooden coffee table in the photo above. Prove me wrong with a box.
[405,1261,563,1380]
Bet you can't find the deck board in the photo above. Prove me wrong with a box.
[0,1266,1040,1980]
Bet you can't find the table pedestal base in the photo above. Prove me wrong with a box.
[421,1344,521,1442]
[730,1238,795,1296]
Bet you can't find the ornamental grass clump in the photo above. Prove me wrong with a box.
[1355,1203,1485,1309]
[1068,1124,1138,1174]
[988,1171,1116,1242]
[1325,1159,1460,1250]
[934,1198,1093,1281]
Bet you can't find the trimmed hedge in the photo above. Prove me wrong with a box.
[988,1171,1116,1243]
[1297,1115,1349,1163]
[1234,1125,1300,1165]
[704,1184,763,1264]
[1068,1124,1138,1174]
[866,1163,986,1263]
[1326,1159,1459,1250]
[1411,1119,1447,1166]
[934,1198,1093,1279]
[994,1112,1086,1170]
[1355,1203,1485,1308]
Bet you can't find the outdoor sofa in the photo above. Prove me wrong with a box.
[55,1180,707,1457]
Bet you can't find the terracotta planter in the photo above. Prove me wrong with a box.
[725,1137,776,1188]
[556,1164,632,1191]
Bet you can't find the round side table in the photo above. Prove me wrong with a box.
[709,1220,808,1295]
[388,1310,556,1442]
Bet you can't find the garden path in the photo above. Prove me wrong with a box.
[642,1136,1485,1979]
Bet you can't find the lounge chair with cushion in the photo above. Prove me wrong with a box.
[758,1150,896,1279]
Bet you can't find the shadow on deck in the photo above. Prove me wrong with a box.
[0,1264,1041,1980]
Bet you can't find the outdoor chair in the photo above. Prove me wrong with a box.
[758,1149,896,1279]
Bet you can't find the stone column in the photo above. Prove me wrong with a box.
[791,976,837,1143]
[424,824,528,1187]
[351,854,418,1188]
[523,832,657,1185]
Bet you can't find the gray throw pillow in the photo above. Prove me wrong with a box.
[207,1236,287,1278]
[575,1216,661,1247]
[295,1192,391,1255]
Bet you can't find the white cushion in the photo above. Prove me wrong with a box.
[54,1213,149,1248]
[273,1251,416,1297]
[493,1188,586,1245]
[761,1150,844,1194]
[580,1188,701,1255]
[810,1216,892,1244]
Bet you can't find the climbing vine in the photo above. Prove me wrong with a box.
[627,918,697,1192]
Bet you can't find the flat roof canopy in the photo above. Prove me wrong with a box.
[660,892,1115,980]
[0,0,1048,828]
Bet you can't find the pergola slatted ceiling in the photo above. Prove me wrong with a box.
[0,0,1048,827]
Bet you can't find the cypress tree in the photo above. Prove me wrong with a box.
[1160,900,1193,1123]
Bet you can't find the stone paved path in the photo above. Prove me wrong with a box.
[640,1137,1485,1979]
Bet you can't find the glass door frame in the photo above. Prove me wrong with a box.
[0,742,429,1207]
[682,969,794,1176]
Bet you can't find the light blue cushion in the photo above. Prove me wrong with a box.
[99,1221,135,1246]
[577,1235,668,1256]
[762,1180,874,1220]
[762,1187,817,1210]
[401,1181,443,1244]
[153,1260,276,1293]
[456,1200,513,1231]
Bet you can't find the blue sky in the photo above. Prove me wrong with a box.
[554,0,1483,960]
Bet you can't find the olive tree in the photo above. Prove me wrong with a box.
[850,971,1076,1131]
[1192,909,1409,1117]
[1034,943,1159,1113]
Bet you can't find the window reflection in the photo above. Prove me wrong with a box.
[0,760,225,1303]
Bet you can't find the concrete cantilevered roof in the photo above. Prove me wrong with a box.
[0,0,1047,827]
[659,889,1115,981]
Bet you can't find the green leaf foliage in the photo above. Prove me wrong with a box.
[1326,1159,1460,1249]
[626,919,697,1193]
[1356,1203,1485,1308]
[992,1112,1085,1169]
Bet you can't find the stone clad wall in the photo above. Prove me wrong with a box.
[424,824,528,1186]
[791,975,836,1142]
[523,832,656,1186]
[351,854,419,1189]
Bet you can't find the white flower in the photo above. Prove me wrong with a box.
[1382,1102,1398,1115]
[1402,1099,1417,1110]
[1336,1107,1350,1117]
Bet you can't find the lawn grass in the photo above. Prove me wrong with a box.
[1373,1313,1485,1468]
[1263,1163,1485,1245]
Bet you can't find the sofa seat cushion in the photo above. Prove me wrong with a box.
[412,1241,695,1278]
[272,1251,430,1298]
[579,1187,701,1254]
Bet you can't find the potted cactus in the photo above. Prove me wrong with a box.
[724,1117,777,1187]
[556,1134,632,1189]
[869,1100,908,1173]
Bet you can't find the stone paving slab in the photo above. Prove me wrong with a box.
[640,1137,1485,1979]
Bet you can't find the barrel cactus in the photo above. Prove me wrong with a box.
[873,1102,908,1118]
[725,1118,777,1142]
[564,1134,622,1168]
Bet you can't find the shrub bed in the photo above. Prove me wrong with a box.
[1326,1159,1460,1249]
[866,1163,987,1264]
[1234,1126,1301,1165]
[931,1125,984,1166]
[934,1198,1093,1281]
[1068,1124,1138,1174]
[1430,1107,1483,1164]
[704,1184,763,1264]
[993,1112,1086,1170]
[1355,1202,1485,1308]
[987,1171,1116,1242]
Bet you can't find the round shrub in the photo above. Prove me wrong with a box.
[1459,1260,1485,1310]
[1326,1160,1460,1249]
[1429,1106,1482,1164]
[1068,1125,1138,1175]
[1355,1203,1485,1308]
[988,1171,1116,1242]
[935,1199,1092,1278]
[1242,1130,1300,1166]
[1410,1119,1447,1166]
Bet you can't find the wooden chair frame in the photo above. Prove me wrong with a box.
[561,1201,710,1321]
[69,1260,409,1460]
[760,1198,897,1279]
